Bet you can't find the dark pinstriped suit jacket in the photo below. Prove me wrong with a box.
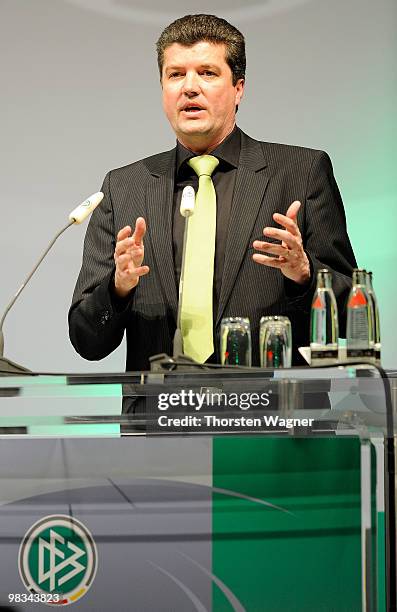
[68,129,356,370]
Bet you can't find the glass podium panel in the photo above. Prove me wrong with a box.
[0,366,394,611]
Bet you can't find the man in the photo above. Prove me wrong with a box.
[69,14,356,372]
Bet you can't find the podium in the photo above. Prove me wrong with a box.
[0,365,395,611]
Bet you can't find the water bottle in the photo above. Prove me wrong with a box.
[366,271,381,362]
[310,269,339,359]
[346,269,374,358]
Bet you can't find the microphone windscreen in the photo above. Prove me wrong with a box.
[180,186,195,217]
[69,192,104,224]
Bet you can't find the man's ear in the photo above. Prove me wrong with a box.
[235,79,245,113]
[235,78,245,105]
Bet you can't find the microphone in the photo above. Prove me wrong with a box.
[180,185,195,217]
[173,186,196,358]
[0,192,104,374]
[69,191,104,224]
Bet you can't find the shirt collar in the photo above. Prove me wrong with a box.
[176,125,241,176]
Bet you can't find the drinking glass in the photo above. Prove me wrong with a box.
[260,316,292,368]
[220,317,252,366]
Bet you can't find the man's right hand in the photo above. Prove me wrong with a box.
[113,218,149,298]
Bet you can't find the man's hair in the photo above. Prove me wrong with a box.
[156,14,246,85]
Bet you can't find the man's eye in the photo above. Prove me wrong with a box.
[169,72,182,78]
[202,71,215,76]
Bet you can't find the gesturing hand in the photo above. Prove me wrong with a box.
[252,201,310,285]
[114,217,150,298]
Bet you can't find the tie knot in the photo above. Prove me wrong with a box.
[188,155,219,178]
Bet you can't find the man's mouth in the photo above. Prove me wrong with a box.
[181,106,205,114]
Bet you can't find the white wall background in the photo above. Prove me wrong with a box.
[1,0,396,372]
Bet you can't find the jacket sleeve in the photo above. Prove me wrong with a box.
[285,150,357,336]
[68,171,135,360]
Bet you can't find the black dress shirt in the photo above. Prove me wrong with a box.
[172,125,241,318]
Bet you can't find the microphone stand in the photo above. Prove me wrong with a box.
[151,187,199,372]
[0,221,73,375]
[173,212,190,358]
[0,191,104,375]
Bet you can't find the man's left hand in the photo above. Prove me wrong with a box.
[252,200,310,285]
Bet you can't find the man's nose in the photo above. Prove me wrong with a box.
[182,71,200,95]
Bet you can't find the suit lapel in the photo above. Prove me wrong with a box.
[216,132,270,325]
[145,148,178,319]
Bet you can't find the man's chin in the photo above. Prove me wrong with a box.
[178,121,211,137]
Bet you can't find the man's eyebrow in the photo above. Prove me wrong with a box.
[164,65,183,71]
[199,63,220,69]
[165,63,220,71]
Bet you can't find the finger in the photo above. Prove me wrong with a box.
[271,214,300,236]
[115,253,133,272]
[134,265,150,277]
[116,255,149,276]
[117,226,132,242]
[262,227,296,249]
[252,253,287,267]
[253,240,290,257]
[115,236,135,256]
[133,217,147,246]
[286,200,301,220]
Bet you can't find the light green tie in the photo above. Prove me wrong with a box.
[181,154,219,363]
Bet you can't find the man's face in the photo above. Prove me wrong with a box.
[161,41,244,152]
